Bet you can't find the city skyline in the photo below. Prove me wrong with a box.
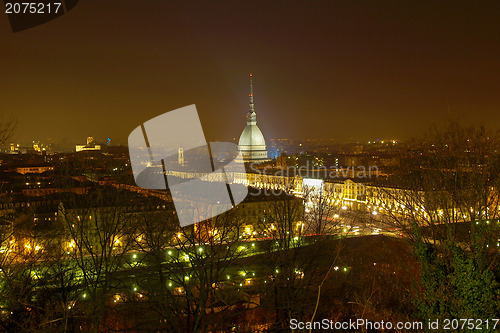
[2,1,500,145]
[2,2,500,331]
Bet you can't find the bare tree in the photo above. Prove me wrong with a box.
[0,115,16,146]
[121,195,256,332]
[50,155,140,331]
[257,182,349,331]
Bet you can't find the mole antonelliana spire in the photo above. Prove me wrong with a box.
[238,74,269,162]
[249,73,254,112]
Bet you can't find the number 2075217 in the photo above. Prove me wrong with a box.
[5,2,62,14]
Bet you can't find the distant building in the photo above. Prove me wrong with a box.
[16,166,54,174]
[9,143,20,154]
[238,74,270,163]
[76,136,101,152]
[33,141,44,152]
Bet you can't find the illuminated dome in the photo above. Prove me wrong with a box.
[238,114,266,147]
[237,74,269,162]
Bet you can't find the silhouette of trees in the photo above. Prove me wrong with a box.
[381,120,500,322]
[256,183,349,331]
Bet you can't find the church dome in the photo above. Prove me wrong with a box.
[238,122,266,147]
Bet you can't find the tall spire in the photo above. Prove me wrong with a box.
[249,73,255,113]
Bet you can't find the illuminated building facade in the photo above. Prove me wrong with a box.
[76,136,101,152]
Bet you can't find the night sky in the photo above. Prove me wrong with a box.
[1,1,500,146]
